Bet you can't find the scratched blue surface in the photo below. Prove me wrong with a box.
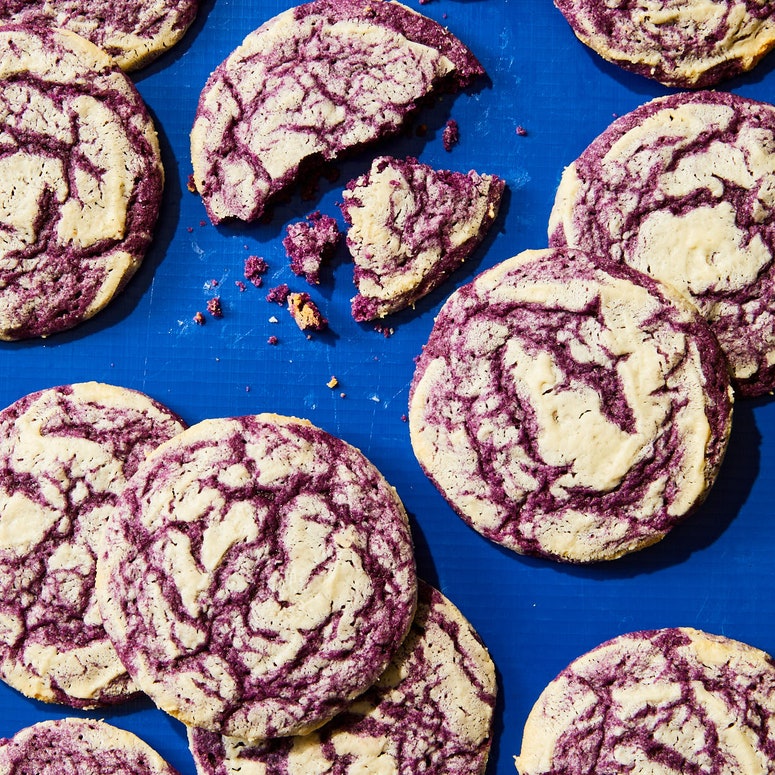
[2,1,775,773]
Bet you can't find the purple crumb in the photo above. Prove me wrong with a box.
[516,125,528,136]
[442,119,459,150]
[283,211,341,285]
[206,297,223,318]
[267,335,279,345]
[266,283,290,304]
[245,256,269,287]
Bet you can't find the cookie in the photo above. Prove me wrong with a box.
[0,718,180,774]
[340,155,505,321]
[190,0,484,225]
[284,211,341,285]
[549,90,775,397]
[0,0,200,71]
[514,627,775,774]
[553,0,775,88]
[188,579,496,775]
[409,248,734,563]
[0,382,186,708]
[0,26,164,341]
[96,413,417,740]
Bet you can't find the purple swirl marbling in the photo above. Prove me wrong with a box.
[190,0,484,225]
[188,579,496,775]
[0,26,164,341]
[409,248,734,563]
[0,718,180,774]
[550,90,775,397]
[96,413,417,741]
[514,628,775,775]
[0,382,186,708]
[553,0,775,88]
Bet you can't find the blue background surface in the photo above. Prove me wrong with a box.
[2,1,775,773]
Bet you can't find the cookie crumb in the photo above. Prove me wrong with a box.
[245,256,269,287]
[266,283,290,305]
[267,335,279,345]
[516,125,528,136]
[327,376,339,389]
[287,292,328,332]
[193,311,206,325]
[235,280,247,292]
[187,174,197,193]
[284,211,340,285]
[442,119,459,151]
[206,297,223,318]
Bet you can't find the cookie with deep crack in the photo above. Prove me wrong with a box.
[514,627,775,775]
[190,0,484,225]
[96,413,417,741]
[0,382,186,708]
[409,248,733,563]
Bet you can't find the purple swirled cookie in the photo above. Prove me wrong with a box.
[550,90,775,397]
[0,0,200,71]
[554,0,775,88]
[514,627,775,774]
[188,579,496,775]
[409,248,734,563]
[0,718,180,774]
[96,413,417,741]
[190,0,484,225]
[0,382,186,708]
[0,26,164,341]
[340,155,505,321]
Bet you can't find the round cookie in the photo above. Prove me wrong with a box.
[0,0,200,71]
[188,579,496,775]
[514,627,775,774]
[409,248,734,563]
[190,0,484,225]
[96,413,417,741]
[553,0,775,88]
[0,382,186,708]
[549,90,775,398]
[0,26,164,341]
[0,718,180,774]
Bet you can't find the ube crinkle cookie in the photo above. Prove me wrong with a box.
[96,413,417,741]
[0,382,186,708]
[188,579,496,775]
[550,90,775,398]
[0,0,200,71]
[190,0,484,225]
[514,627,775,774]
[409,248,734,563]
[0,718,180,774]
[340,155,505,321]
[553,0,775,88]
[0,26,164,341]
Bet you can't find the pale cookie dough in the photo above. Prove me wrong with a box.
[340,155,505,321]
[409,248,734,563]
[550,90,775,397]
[554,0,775,88]
[0,718,180,774]
[0,26,164,340]
[0,382,186,708]
[190,0,484,225]
[96,413,417,741]
[188,579,496,775]
[0,0,200,71]
[514,627,775,775]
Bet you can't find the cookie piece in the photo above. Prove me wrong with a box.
[285,211,341,285]
[0,0,200,71]
[287,291,328,331]
[0,26,164,341]
[340,156,504,321]
[96,413,417,740]
[188,579,496,775]
[554,0,775,88]
[0,382,186,708]
[409,248,733,563]
[550,90,775,397]
[190,0,484,225]
[514,627,775,774]
[0,718,180,774]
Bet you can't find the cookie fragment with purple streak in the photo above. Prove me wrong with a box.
[0,0,200,71]
[0,718,180,774]
[340,155,504,321]
[514,627,775,774]
[96,413,417,741]
[188,579,496,775]
[190,0,484,225]
[287,291,328,331]
[284,211,341,285]
[0,382,186,708]
[554,0,775,88]
[0,26,164,341]
[550,90,775,397]
[409,248,733,563]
